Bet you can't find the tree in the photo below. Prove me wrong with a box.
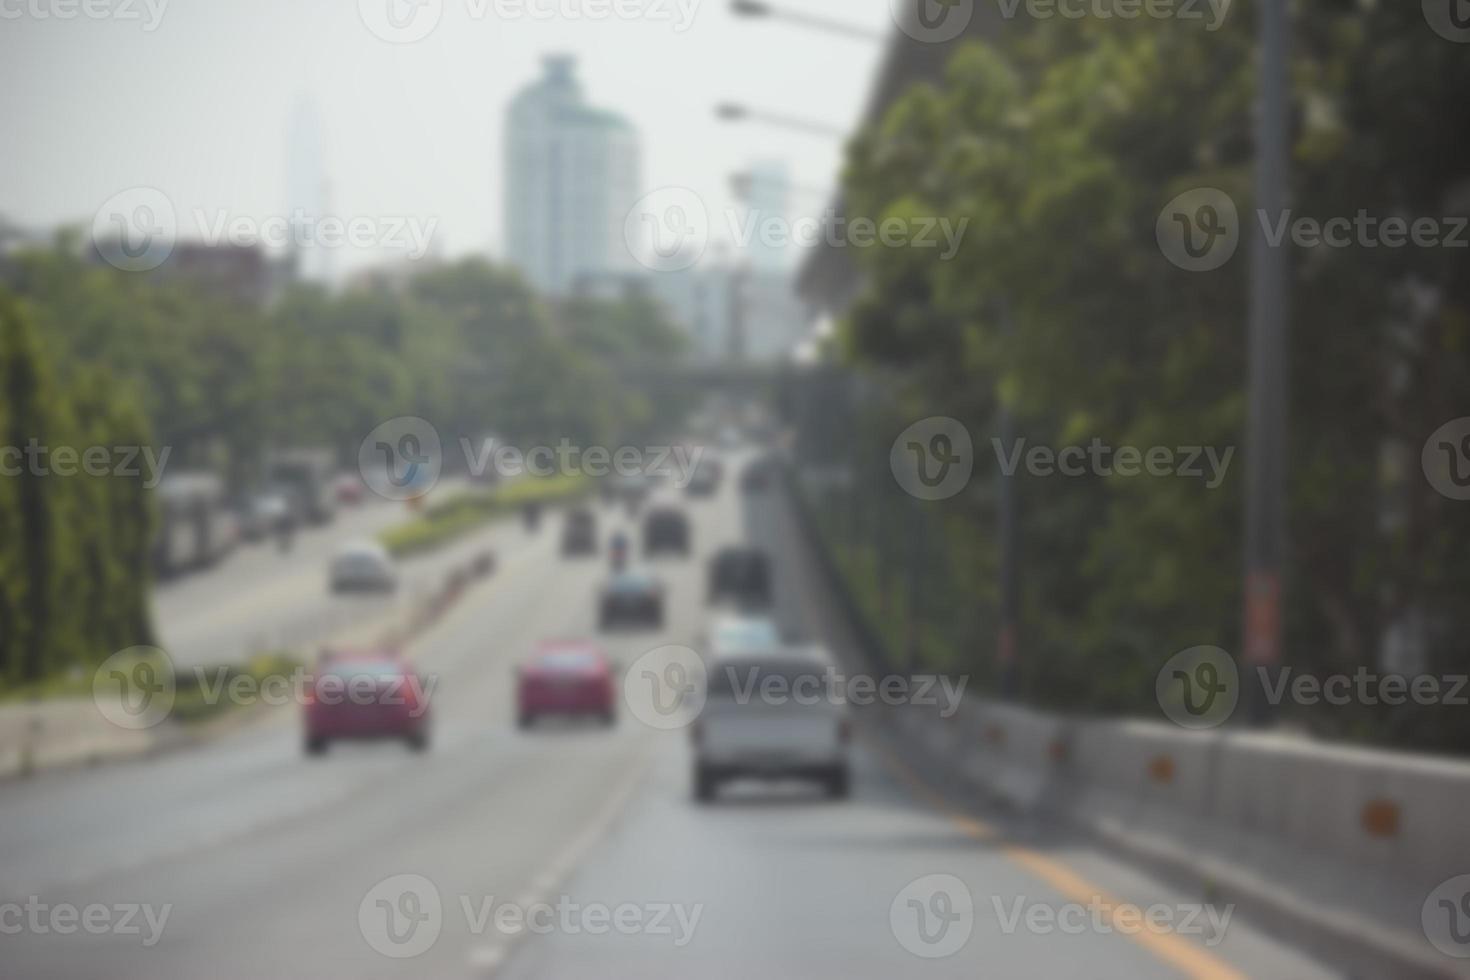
[0,292,77,682]
[834,6,1470,745]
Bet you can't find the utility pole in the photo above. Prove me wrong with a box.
[726,263,749,363]
[1242,0,1291,725]
[907,492,925,676]
[997,300,1020,699]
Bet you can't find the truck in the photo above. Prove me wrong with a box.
[152,472,239,577]
[264,448,338,525]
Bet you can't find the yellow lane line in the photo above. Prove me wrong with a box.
[871,739,1247,980]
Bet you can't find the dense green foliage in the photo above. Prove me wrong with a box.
[0,293,156,685]
[0,246,689,685]
[825,6,1470,748]
[6,249,689,473]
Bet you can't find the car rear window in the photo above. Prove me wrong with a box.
[714,622,779,650]
[706,659,827,699]
[537,651,599,670]
[323,661,403,679]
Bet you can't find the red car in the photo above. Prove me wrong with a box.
[304,650,431,754]
[517,641,617,729]
[334,474,364,505]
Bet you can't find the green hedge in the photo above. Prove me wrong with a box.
[378,474,590,557]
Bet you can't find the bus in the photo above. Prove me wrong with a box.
[152,472,239,577]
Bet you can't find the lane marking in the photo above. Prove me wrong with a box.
[468,946,505,970]
[469,739,655,976]
[870,739,1247,980]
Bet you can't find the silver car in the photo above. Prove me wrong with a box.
[691,649,851,802]
[329,539,398,594]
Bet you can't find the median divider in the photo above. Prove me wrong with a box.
[380,474,589,558]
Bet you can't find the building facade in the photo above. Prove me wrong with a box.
[504,56,640,296]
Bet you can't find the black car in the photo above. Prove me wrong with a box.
[740,459,773,493]
[684,459,722,497]
[643,507,691,557]
[561,507,598,556]
[598,570,665,630]
[708,547,772,608]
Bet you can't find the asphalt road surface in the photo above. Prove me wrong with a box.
[151,477,524,669]
[0,456,1338,979]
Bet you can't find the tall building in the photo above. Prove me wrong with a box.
[504,55,640,296]
[742,160,791,273]
[285,94,331,283]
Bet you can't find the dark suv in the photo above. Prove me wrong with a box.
[707,547,772,608]
[643,507,691,557]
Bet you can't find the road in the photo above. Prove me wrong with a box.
[151,478,522,668]
[0,456,1338,978]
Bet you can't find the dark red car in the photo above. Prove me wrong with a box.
[303,650,431,754]
[334,474,364,505]
[516,641,616,729]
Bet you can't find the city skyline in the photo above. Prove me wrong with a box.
[0,1,890,277]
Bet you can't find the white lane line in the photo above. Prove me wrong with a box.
[469,740,653,976]
[468,946,505,970]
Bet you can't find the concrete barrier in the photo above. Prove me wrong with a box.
[780,467,1470,976]
[1211,732,1470,894]
[888,698,1470,978]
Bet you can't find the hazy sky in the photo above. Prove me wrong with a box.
[0,0,892,275]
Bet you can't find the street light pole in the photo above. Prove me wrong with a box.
[1242,0,1291,724]
[729,0,885,42]
[715,103,848,140]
